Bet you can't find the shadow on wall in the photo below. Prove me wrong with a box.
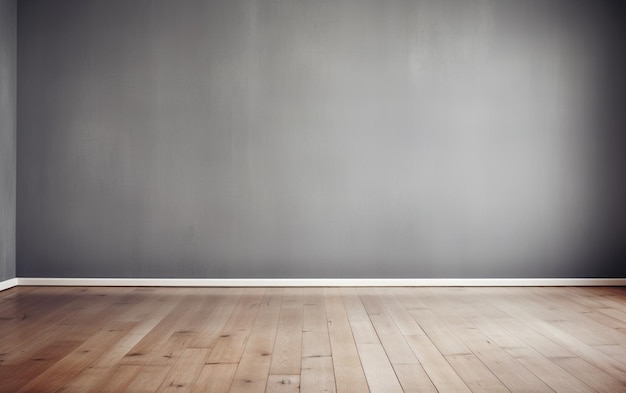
[588,0,626,277]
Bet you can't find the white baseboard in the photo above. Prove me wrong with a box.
[15,277,626,287]
[0,277,18,291]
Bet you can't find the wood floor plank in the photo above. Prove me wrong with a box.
[428,314,555,392]
[189,363,237,393]
[0,287,71,320]
[122,292,206,366]
[89,291,187,368]
[0,338,84,392]
[376,288,426,336]
[405,334,472,393]
[205,288,266,364]
[357,343,404,393]
[552,356,626,392]
[300,356,336,393]
[505,347,596,393]
[269,289,303,375]
[125,365,172,393]
[409,307,473,356]
[594,344,626,365]
[488,316,575,359]
[58,364,142,393]
[0,323,76,366]
[406,289,473,356]
[324,288,370,393]
[17,320,139,392]
[526,290,626,346]
[0,287,89,352]
[455,301,594,392]
[1,286,625,392]
[340,287,379,345]
[356,288,418,364]
[265,375,300,393]
[455,299,598,392]
[492,294,626,382]
[446,354,511,393]
[95,364,143,393]
[418,289,565,393]
[156,348,208,393]
[188,288,244,348]
[56,287,136,327]
[590,288,626,314]
[461,291,576,360]
[229,288,283,393]
[393,363,438,393]
[302,288,331,358]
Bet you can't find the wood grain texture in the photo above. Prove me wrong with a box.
[0,286,625,392]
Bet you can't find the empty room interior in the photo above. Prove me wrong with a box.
[1,0,626,392]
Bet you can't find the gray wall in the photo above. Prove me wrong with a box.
[0,0,16,281]
[17,0,626,278]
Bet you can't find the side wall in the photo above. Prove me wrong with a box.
[17,0,626,278]
[0,0,16,282]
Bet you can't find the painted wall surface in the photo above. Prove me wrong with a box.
[17,0,626,278]
[0,0,16,281]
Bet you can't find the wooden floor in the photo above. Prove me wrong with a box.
[1,287,626,392]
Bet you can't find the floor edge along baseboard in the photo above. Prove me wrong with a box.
[12,277,626,287]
